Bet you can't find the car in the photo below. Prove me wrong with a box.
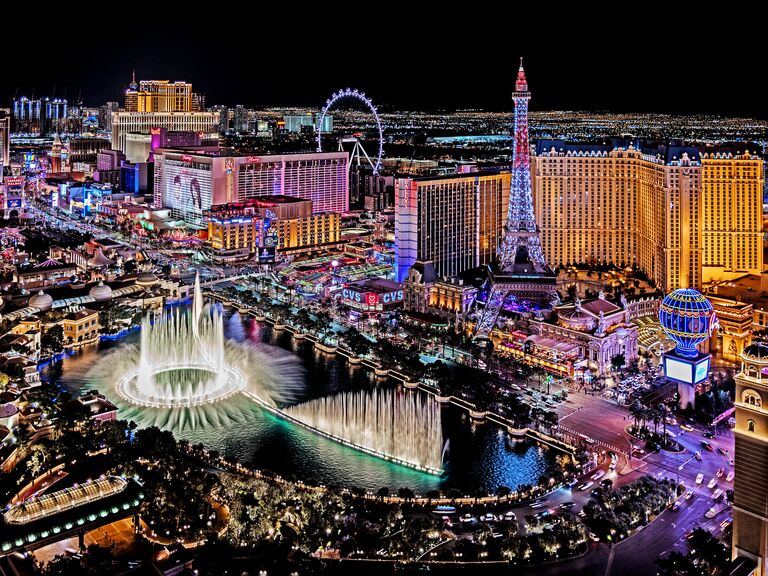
[591,488,603,497]
[701,441,714,452]
[588,532,600,542]
[600,478,614,488]
[460,514,477,524]
[579,481,594,491]
[685,490,694,500]
[718,447,729,456]
[703,431,716,439]
[671,501,681,511]
[565,479,579,488]
[726,471,734,482]
[720,517,733,531]
[705,507,718,519]
[716,468,724,478]
[534,510,552,519]
[503,511,517,521]
[609,460,617,470]
[530,501,546,509]
[712,489,724,500]
[696,473,704,485]
[592,470,606,481]
[681,424,694,432]
[708,478,718,489]
[481,513,497,523]
[441,516,453,527]
[560,502,576,509]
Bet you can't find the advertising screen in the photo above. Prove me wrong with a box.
[258,246,276,263]
[664,357,692,384]
[694,357,710,383]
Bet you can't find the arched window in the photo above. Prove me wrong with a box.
[748,420,756,433]
[743,389,762,407]
[747,365,759,378]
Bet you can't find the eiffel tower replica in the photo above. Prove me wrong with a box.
[474,60,557,338]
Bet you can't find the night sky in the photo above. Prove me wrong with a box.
[4,15,766,118]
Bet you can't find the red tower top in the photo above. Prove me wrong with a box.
[515,57,528,93]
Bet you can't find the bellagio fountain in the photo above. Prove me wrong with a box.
[93,274,443,474]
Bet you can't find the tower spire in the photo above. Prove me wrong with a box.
[515,57,528,93]
[129,70,138,91]
[473,60,557,338]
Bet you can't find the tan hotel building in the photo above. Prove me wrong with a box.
[532,140,763,292]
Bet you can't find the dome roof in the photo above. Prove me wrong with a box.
[136,272,159,287]
[615,327,628,337]
[28,291,53,312]
[89,281,113,302]
[742,342,768,363]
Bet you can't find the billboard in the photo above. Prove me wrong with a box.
[258,246,276,263]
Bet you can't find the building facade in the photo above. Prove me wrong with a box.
[732,343,768,575]
[154,148,348,224]
[111,112,220,160]
[403,260,479,328]
[0,110,9,170]
[394,171,510,281]
[125,79,194,113]
[532,141,763,292]
[204,195,341,256]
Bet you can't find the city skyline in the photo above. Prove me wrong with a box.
[3,19,767,118]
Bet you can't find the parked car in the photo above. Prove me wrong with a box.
[712,489,724,500]
[460,514,477,524]
[685,490,694,500]
[481,513,497,523]
[705,507,718,519]
[707,478,718,489]
[696,473,704,485]
[694,451,702,461]
[503,511,517,521]
[726,471,734,482]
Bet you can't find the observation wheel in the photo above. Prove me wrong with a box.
[317,88,384,175]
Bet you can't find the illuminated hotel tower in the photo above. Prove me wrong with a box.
[732,342,768,575]
[474,59,556,337]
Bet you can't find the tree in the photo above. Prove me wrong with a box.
[41,324,65,353]
[611,353,626,372]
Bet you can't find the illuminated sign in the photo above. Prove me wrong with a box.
[150,128,162,135]
[341,288,403,307]
[264,234,277,248]
[3,177,24,187]
[694,357,710,383]
[258,246,276,263]
[382,290,404,304]
[664,357,692,383]
[181,154,193,163]
[246,156,261,164]
[663,354,710,386]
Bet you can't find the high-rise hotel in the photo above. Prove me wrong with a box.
[153,147,349,225]
[394,171,511,281]
[532,140,763,291]
[113,75,218,161]
[732,342,768,575]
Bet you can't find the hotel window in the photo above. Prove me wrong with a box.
[747,419,756,433]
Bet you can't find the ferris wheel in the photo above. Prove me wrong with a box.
[317,88,384,175]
